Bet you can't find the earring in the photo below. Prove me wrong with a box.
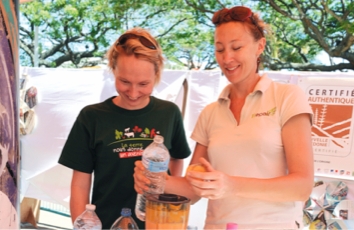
[256,56,261,73]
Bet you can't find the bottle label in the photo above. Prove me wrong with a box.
[143,157,169,172]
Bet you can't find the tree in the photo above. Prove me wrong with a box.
[20,0,354,71]
[179,0,354,71]
[258,0,354,71]
[20,0,131,67]
[19,0,217,69]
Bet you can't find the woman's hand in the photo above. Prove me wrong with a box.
[133,160,150,194]
[186,157,235,200]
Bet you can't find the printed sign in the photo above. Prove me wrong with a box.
[298,76,354,180]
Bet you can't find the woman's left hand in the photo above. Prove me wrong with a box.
[185,158,235,200]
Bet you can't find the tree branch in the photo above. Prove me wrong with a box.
[266,60,354,71]
[156,18,188,38]
[184,0,215,14]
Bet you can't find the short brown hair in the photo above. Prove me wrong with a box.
[212,6,270,41]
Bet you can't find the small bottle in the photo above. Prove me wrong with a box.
[110,208,139,230]
[135,135,170,221]
[73,204,102,230]
[226,222,238,230]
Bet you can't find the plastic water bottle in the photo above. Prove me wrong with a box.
[110,208,139,230]
[135,134,170,221]
[73,204,102,230]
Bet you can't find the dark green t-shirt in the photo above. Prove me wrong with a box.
[58,96,191,229]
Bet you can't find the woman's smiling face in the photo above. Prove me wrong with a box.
[113,54,156,110]
[214,21,265,85]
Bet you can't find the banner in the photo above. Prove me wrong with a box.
[298,74,354,180]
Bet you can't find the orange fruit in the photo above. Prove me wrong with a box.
[186,164,207,173]
[185,164,209,181]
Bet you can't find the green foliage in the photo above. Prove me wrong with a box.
[19,0,354,71]
[261,7,320,64]
[257,0,354,71]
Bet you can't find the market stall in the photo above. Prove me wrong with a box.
[19,67,354,229]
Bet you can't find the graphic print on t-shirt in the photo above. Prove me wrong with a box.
[309,99,353,157]
[115,125,159,140]
[110,125,160,159]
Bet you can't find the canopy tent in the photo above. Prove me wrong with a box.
[20,67,354,229]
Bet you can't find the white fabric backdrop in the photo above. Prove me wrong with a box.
[19,67,190,204]
[19,67,354,228]
[19,67,217,228]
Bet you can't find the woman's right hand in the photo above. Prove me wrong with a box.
[186,157,235,200]
[133,160,150,194]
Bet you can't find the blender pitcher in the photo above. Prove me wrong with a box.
[145,193,191,229]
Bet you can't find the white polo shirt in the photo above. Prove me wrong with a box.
[191,74,313,229]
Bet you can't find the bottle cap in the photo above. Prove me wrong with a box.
[226,222,238,230]
[121,208,132,217]
[154,135,164,143]
[86,204,96,211]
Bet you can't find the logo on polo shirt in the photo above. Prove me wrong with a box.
[251,107,276,118]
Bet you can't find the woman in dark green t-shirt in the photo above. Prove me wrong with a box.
[58,27,191,229]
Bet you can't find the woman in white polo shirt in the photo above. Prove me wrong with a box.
[134,6,313,229]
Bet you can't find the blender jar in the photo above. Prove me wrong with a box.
[145,193,191,229]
